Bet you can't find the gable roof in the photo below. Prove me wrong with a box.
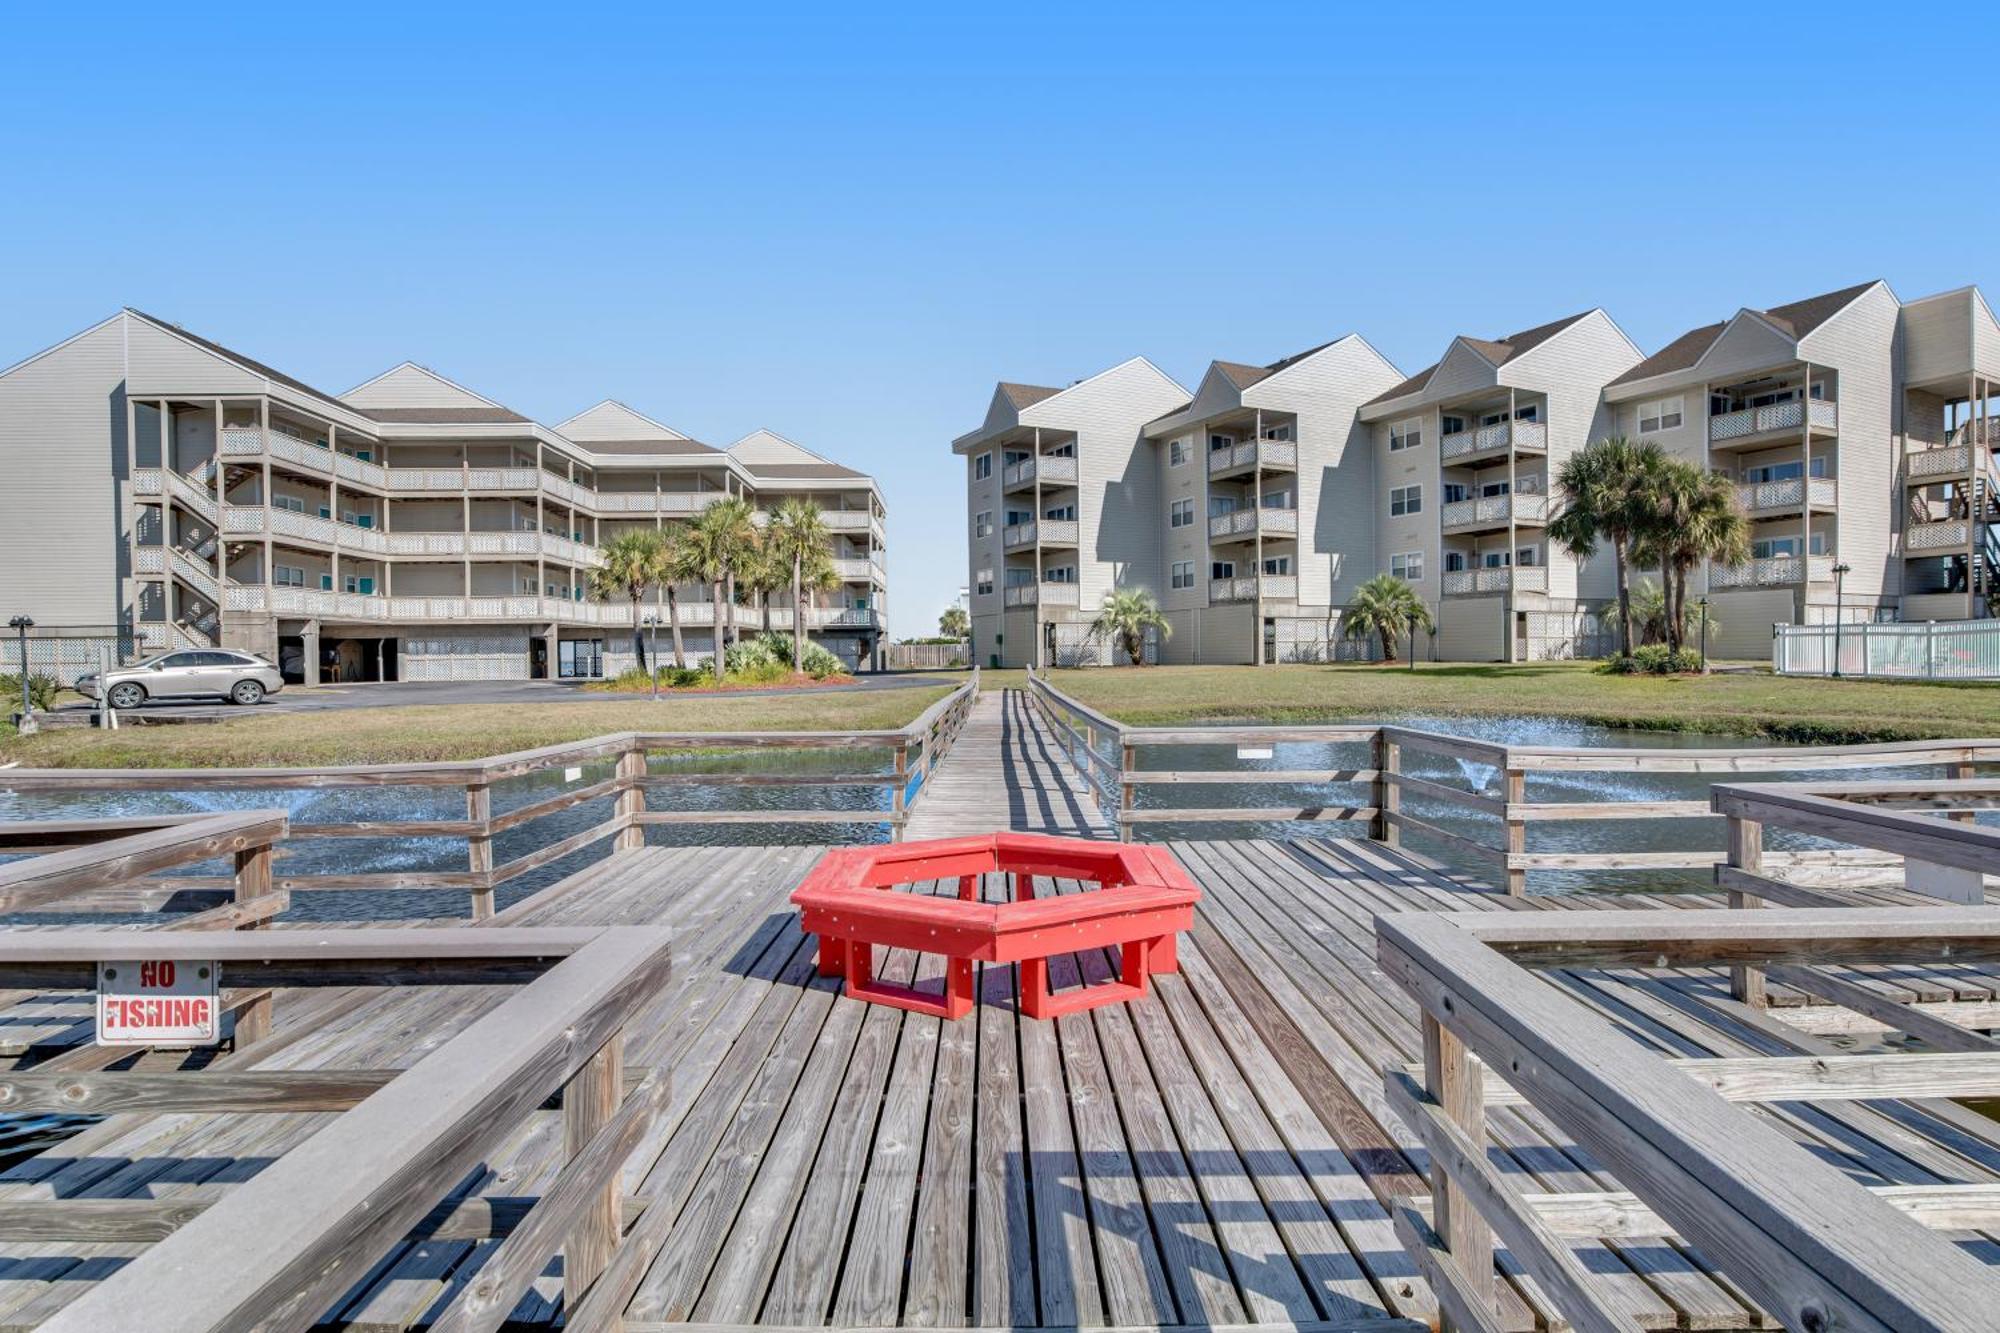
[742,462,867,480]
[999,382,1060,409]
[364,405,530,424]
[1361,311,1596,407]
[1214,361,1272,390]
[572,438,723,457]
[1609,280,1881,386]
[554,399,693,444]
[342,361,514,414]
[126,309,371,422]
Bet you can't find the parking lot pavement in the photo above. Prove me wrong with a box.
[52,672,958,721]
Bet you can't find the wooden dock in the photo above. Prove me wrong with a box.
[4,686,2000,1329]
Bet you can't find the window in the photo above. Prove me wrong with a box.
[343,575,375,595]
[273,494,306,514]
[1262,423,1293,441]
[974,510,993,538]
[1440,415,1465,435]
[1047,442,1076,458]
[1638,396,1685,433]
[1391,552,1423,582]
[1481,550,1511,569]
[1743,457,1828,483]
[1480,479,1511,498]
[1260,489,1293,509]
[1208,496,1239,517]
[1752,533,1828,559]
[1390,484,1422,516]
[1209,434,1234,453]
[1169,438,1191,467]
[319,574,333,590]
[1003,449,1032,468]
[1516,546,1539,567]
[1043,503,1076,521]
[1262,555,1291,575]
[1005,508,1033,527]
[1171,560,1194,589]
[1390,418,1424,451]
[1443,482,1470,504]
[1211,560,1236,580]
[1444,551,1466,573]
[975,567,994,595]
[317,504,331,520]
[1045,565,1076,584]
[273,564,305,588]
[1170,498,1195,528]
[973,453,992,481]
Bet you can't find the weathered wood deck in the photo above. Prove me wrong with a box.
[4,826,1999,1330]
[904,689,1111,839]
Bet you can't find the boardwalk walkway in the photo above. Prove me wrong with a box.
[903,688,1111,839]
[9,830,1999,1329]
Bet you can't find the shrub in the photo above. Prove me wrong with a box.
[1600,645,1704,676]
[0,673,60,712]
[740,633,846,680]
[663,665,709,688]
[724,636,781,676]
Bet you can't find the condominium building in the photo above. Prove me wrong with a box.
[954,280,2000,665]
[0,310,888,682]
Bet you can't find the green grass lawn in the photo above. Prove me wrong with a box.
[1012,662,2000,743]
[0,686,952,769]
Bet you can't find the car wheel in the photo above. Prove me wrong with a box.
[230,679,266,706]
[106,682,147,710]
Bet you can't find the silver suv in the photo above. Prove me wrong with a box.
[78,650,285,709]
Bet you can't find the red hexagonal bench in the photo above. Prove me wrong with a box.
[790,832,1200,1020]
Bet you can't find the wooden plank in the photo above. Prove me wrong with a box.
[1410,1050,2000,1107]
[1765,965,2000,1053]
[0,811,287,913]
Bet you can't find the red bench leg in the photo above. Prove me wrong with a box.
[1019,956,1051,1020]
[958,874,979,901]
[817,935,846,977]
[1121,938,1151,994]
[1148,933,1179,975]
[945,957,974,1020]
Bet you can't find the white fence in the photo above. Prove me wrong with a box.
[1,635,138,686]
[1774,619,2000,679]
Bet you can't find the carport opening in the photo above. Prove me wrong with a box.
[323,637,397,684]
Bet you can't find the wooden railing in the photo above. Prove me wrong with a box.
[24,925,674,1332]
[1376,906,2000,1333]
[0,675,977,918]
[1025,670,2000,893]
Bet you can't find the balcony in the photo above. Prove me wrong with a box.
[820,511,877,532]
[1442,565,1548,597]
[1710,554,1835,589]
[1737,476,1837,517]
[1708,399,1838,448]
[1208,506,1299,543]
[1440,491,1549,534]
[1207,574,1297,603]
[1003,519,1080,550]
[1002,456,1079,491]
[1207,439,1298,479]
[1003,582,1081,608]
[1907,443,1977,484]
[233,586,767,628]
[1907,519,1971,553]
[1440,420,1548,464]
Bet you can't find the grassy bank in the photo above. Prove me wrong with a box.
[1015,662,2000,744]
[0,686,951,769]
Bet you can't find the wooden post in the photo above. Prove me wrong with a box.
[562,1029,624,1309]
[1119,742,1135,842]
[1951,759,1977,825]
[1502,766,1526,896]
[1374,731,1399,846]
[615,747,647,851]
[231,841,274,1048]
[466,784,494,921]
[891,741,908,842]
[1727,814,1766,1007]
[1422,1011,1493,1323]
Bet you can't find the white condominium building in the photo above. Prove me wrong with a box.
[0,310,887,682]
[956,279,2000,665]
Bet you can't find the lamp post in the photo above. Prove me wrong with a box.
[1830,561,1852,678]
[642,614,661,700]
[1696,597,1710,674]
[7,615,33,733]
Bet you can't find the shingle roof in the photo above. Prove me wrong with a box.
[1608,281,1880,387]
[999,382,1060,409]
[1363,362,1438,407]
[366,406,531,425]
[127,309,375,423]
[742,462,866,480]
[1361,313,1595,407]
[1214,361,1272,390]
[575,438,723,457]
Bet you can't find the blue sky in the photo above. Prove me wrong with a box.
[3,3,1995,638]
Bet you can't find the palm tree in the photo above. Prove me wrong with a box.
[685,496,760,681]
[657,523,701,668]
[939,605,970,639]
[1635,460,1750,653]
[1343,573,1434,662]
[1548,436,1668,659]
[589,529,668,671]
[765,497,834,673]
[741,541,786,635]
[1089,587,1171,666]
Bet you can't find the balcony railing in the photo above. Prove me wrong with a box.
[1710,553,1835,589]
[1003,582,1081,608]
[1002,522,1036,550]
[1440,419,1548,462]
[1208,506,1299,541]
[1908,443,1976,483]
[1207,439,1298,475]
[230,586,771,627]
[1441,565,1548,596]
[1737,476,1837,515]
[1002,456,1079,490]
[1439,491,1549,532]
[1908,519,1972,553]
[1709,398,1837,444]
[1002,519,1080,549]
